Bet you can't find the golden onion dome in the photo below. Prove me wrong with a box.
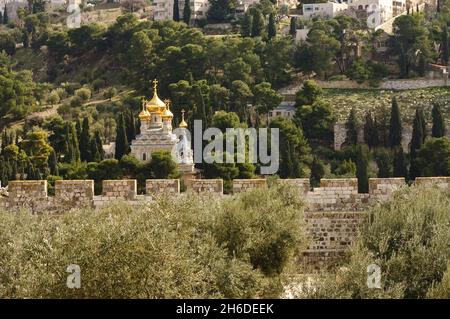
[146,79,166,113]
[162,99,174,119]
[138,97,151,120]
[179,109,188,128]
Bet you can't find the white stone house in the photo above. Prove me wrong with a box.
[152,0,210,21]
[268,102,296,121]
[302,1,349,20]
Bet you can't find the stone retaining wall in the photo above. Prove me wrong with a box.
[190,179,223,194]
[146,179,180,196]
[102,180,137,200]
[233,179,267,193]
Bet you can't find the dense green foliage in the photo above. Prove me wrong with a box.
[300,186,450,299]
[0,185,305,298]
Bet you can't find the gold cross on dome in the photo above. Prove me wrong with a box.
[152,79,158,90]
[164,99,171,109]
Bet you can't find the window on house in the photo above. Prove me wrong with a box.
[143,153,147,161]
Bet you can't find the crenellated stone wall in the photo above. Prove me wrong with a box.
[102,180,137,200]
[1,177,449,270]
[146,179,180,196]
[369,178,406,202]
[275,178,310,194]
[189,179,223,194]
[233,179,267,193]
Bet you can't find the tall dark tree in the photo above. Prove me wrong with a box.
[344,108,358,146]
[173,0,180,21]
[251,10,264,38]
[115,113,129,160]
[410,109,425,154]
[393,147,407,177]
[183,0,191,25]
[389,97,402,148]
[241,11,252,37]
[3,6,8,25]
[356,144,369,193]
[125,110,136,144]
[75,119,82,143]
[268,13,276,40]
[65,122,80,163]
[432,103,446,138]
[289,16,297,38]
[48,148,59,176]
[79,117,91,162]
[310,156,325,187]
[364,111,378,148]
[94,131,105,161]
[442,24,449,63]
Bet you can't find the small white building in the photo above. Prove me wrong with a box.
[302,1,348,20]
[152,0,210,21]
[268,102,296,121]
[347,0,393,25]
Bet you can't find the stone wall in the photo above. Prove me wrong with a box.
[55,180,94,207]
[233,179,267,193]
[102,180,137,200]
[189,179,223,194]
[275,178,310,194]
[8,180,48,211]
[414,176,450,189]
[369,178,406,202]
[146,179,180,196]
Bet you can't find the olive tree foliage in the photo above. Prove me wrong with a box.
[0,185,306,298]
[297,187,450,299]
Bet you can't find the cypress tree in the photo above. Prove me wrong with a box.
[94,131,105,161]
[289,16,297,38]
[115,113,129,160]
[75,119,82,143]
[268,13,276,40]
[417,53,426,77]
[125,110,136,144]
[419,108,426,141]
[310,156,325,188]
[432,103,446,137]
[393,147,407,177]
[442,25,449,63]
[389,97,402,148]
[65,122,80,163]
[241,11,252,37]
[136,118,141,135]
[410,109,424,154]
[3,6,8,25]
[364,111,378,148]
[48,148,59,176]
[89,138,101,162]
[356,144,369,193]
[251,10,264,38]
[183,0,191,25]
[0,11,2,25]
[79,117,91,162]
[173,0,180,21]
[344,108,358,146]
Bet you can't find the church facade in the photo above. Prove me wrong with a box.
[130,80,195,174]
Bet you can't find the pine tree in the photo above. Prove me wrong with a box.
[442,25,449,64]
[48,148,59,176]
[79,117,91,162]
[393,147,407,177]
[356,144,369,193]
[3,6,8,25]
[389,97,402,148]
[289,16,297,38]
[241,11,252,37]
[183,0,191,25]
[251,10,264,37]
[268,13,276,40]
[173,0,180,21]
[115,113,129,160]
[364,112,378,148]
[432,103,446,137]
[344,108,358,146]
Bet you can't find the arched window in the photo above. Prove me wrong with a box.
[143,153,146,161]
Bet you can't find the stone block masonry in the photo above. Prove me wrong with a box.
[189,179,223,194]
[102,180,137,200]
[8,180,48,211]
[233,179,267,193]
[146,179,180,197]
[414,177,450,189]
[369,178,406,203]
[275,178,310,194]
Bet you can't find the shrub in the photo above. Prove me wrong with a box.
[300,186,450,299]
[75,88,92,101]
[0,185,306,298]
